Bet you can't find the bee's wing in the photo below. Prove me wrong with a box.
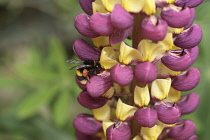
[70,65,92,70]
[66,59,83,64]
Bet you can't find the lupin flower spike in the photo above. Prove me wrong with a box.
[71,0,203,139]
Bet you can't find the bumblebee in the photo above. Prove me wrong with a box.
[67,59,102,81]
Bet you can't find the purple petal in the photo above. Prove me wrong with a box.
[184,8,196,29]
[111,4,134,30]
[90,13,115,36]
[134,62,158,84]
[79,0,95,15]
[73,114,102,135]
[187,46,199,65]
[74,14,100,38]
[174,24,203,49]
[86,74,113,98]
[110,64,134,86]
[154,102,181,124]
[172,67,200,91]
[75,130,101,140]
[161,49,192,71]
[142,16,168,41]
[134,108,158,128]
[175,0,204,8]
[73,38,101,61]
[167,119,196,140]
[77,91,107,109]
[176,92,200,115]
[106,122,131,140]
[161,6,191,28]
[110,26,133,45]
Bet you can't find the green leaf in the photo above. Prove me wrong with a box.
[48,37,67,73]
[17,86,58,119]
[52,91,71,126]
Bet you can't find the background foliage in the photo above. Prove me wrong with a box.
[0,0,210,140]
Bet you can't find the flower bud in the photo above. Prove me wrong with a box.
[73,114,102,135]
[134,62,158,84]
[175,0,204,8]
[87,74,113,98]
[73,38,100,61]
[90,13,115,36]
[184,8,196,29]
[142,16,168,41]
[174,24,202,49]
[106,122,131,140]
[134,108,158,128]
[161,6,191,28]
[176,92,200,115]
[111,4,133,30]
[74,14,99,38]
[154,102,181,124]
[167,119,196,140]
[110,64,133,86]
[161,49,192,71]
[79,0,95,15]
[77,91,107,109]
[172,67,200,91]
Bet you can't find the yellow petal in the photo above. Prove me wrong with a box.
[141,125,164,140]
[101,0,122,12]
[116,99,138,121]
[92,36,110,48]
[138,40,165,62]
[92,103,111,121]
[168,26,184,34]
[111,43,121,61]
[101,86,115,98]
[100,47,118,69]
[102,120,115,137]
[156,63,180,77]
[151,78,171,100]
[142,0,156,15]
[163,87,181,102]
[122,0,144,13]
[113,83,130,94]
[158,33,173,51]
[166,0,176,3]
[134,85,150,107]
[119,42,142,64]
[92,0,108,13]
[133,135,143,140]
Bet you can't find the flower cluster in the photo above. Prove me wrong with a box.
[72,0,203,139]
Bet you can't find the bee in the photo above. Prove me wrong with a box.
[67,59,102,81]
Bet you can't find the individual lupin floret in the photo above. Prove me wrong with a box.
[110,63,134,86]
[79,0,95,15]
[77,90,107,109]
[73,114,102,135]
[154,102,181,124]
[184,8,196,29]
[166,119,196,140]
[134,61,158,84]
[106,122,131,140]
[141,15,168,41]
[161,5,192,28]
[134,107,158,128]
[174,24,203,49]
[176,92,200,115]
[171,67,200,91]
[175,0,204,8]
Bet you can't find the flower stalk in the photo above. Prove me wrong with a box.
[71,0,203,139]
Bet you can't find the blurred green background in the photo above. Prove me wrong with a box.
[0,0,210,140]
